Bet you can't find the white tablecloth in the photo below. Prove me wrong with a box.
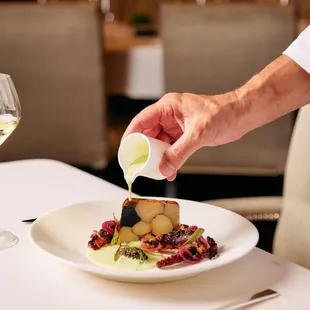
[1,159,310,310]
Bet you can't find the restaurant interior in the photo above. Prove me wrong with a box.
[0,0,309,259]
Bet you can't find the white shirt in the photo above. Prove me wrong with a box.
[283,26,310,74]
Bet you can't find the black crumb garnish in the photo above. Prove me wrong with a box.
[114,246,148,263]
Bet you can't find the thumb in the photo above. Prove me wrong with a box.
[159,132,200,177]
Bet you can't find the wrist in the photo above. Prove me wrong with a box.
[211,91,246,143]
[233,80,262,136]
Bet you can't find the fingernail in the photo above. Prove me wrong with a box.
[160,161,175,176]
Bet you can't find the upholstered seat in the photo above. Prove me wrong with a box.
[205,105,310,269]
[204,196,282,221]
[0,3,108,168]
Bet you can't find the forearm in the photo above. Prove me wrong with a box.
[234,55,310,135]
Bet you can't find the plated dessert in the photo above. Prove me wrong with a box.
[88,198,219,271]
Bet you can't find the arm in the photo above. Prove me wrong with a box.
[233,26,310,137]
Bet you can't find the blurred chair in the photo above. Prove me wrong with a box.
[273,105,310,269]
[0,3,108,168]
[206,105,310,269]
[160,3,296,176]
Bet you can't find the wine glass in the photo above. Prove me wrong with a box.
[0,73,21,251]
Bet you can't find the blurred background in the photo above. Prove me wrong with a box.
[0,0,309,253]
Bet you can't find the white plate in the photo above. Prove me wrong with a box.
[29,197,259,283]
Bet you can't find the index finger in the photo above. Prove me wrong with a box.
[122,103,162,140]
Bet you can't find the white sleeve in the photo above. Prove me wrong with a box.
[283,26,310,74]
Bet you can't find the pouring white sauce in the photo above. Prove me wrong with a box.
[124,139,149,201]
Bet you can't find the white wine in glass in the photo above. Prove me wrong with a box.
[0,74,21,251]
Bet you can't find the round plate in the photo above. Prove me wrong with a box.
[29,197,258,283]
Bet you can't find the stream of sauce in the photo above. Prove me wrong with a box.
[125,151,149,201]
[88,245,163,271]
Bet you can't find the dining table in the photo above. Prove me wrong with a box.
[1,158,310,310]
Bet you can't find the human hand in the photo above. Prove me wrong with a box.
[122,92,243,181]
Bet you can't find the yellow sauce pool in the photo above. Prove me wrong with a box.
[88,245,163,271]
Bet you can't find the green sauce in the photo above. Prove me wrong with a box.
[88,245,163,271]
[126,154,149,179]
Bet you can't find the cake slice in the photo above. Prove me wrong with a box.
[119,198,180,243]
